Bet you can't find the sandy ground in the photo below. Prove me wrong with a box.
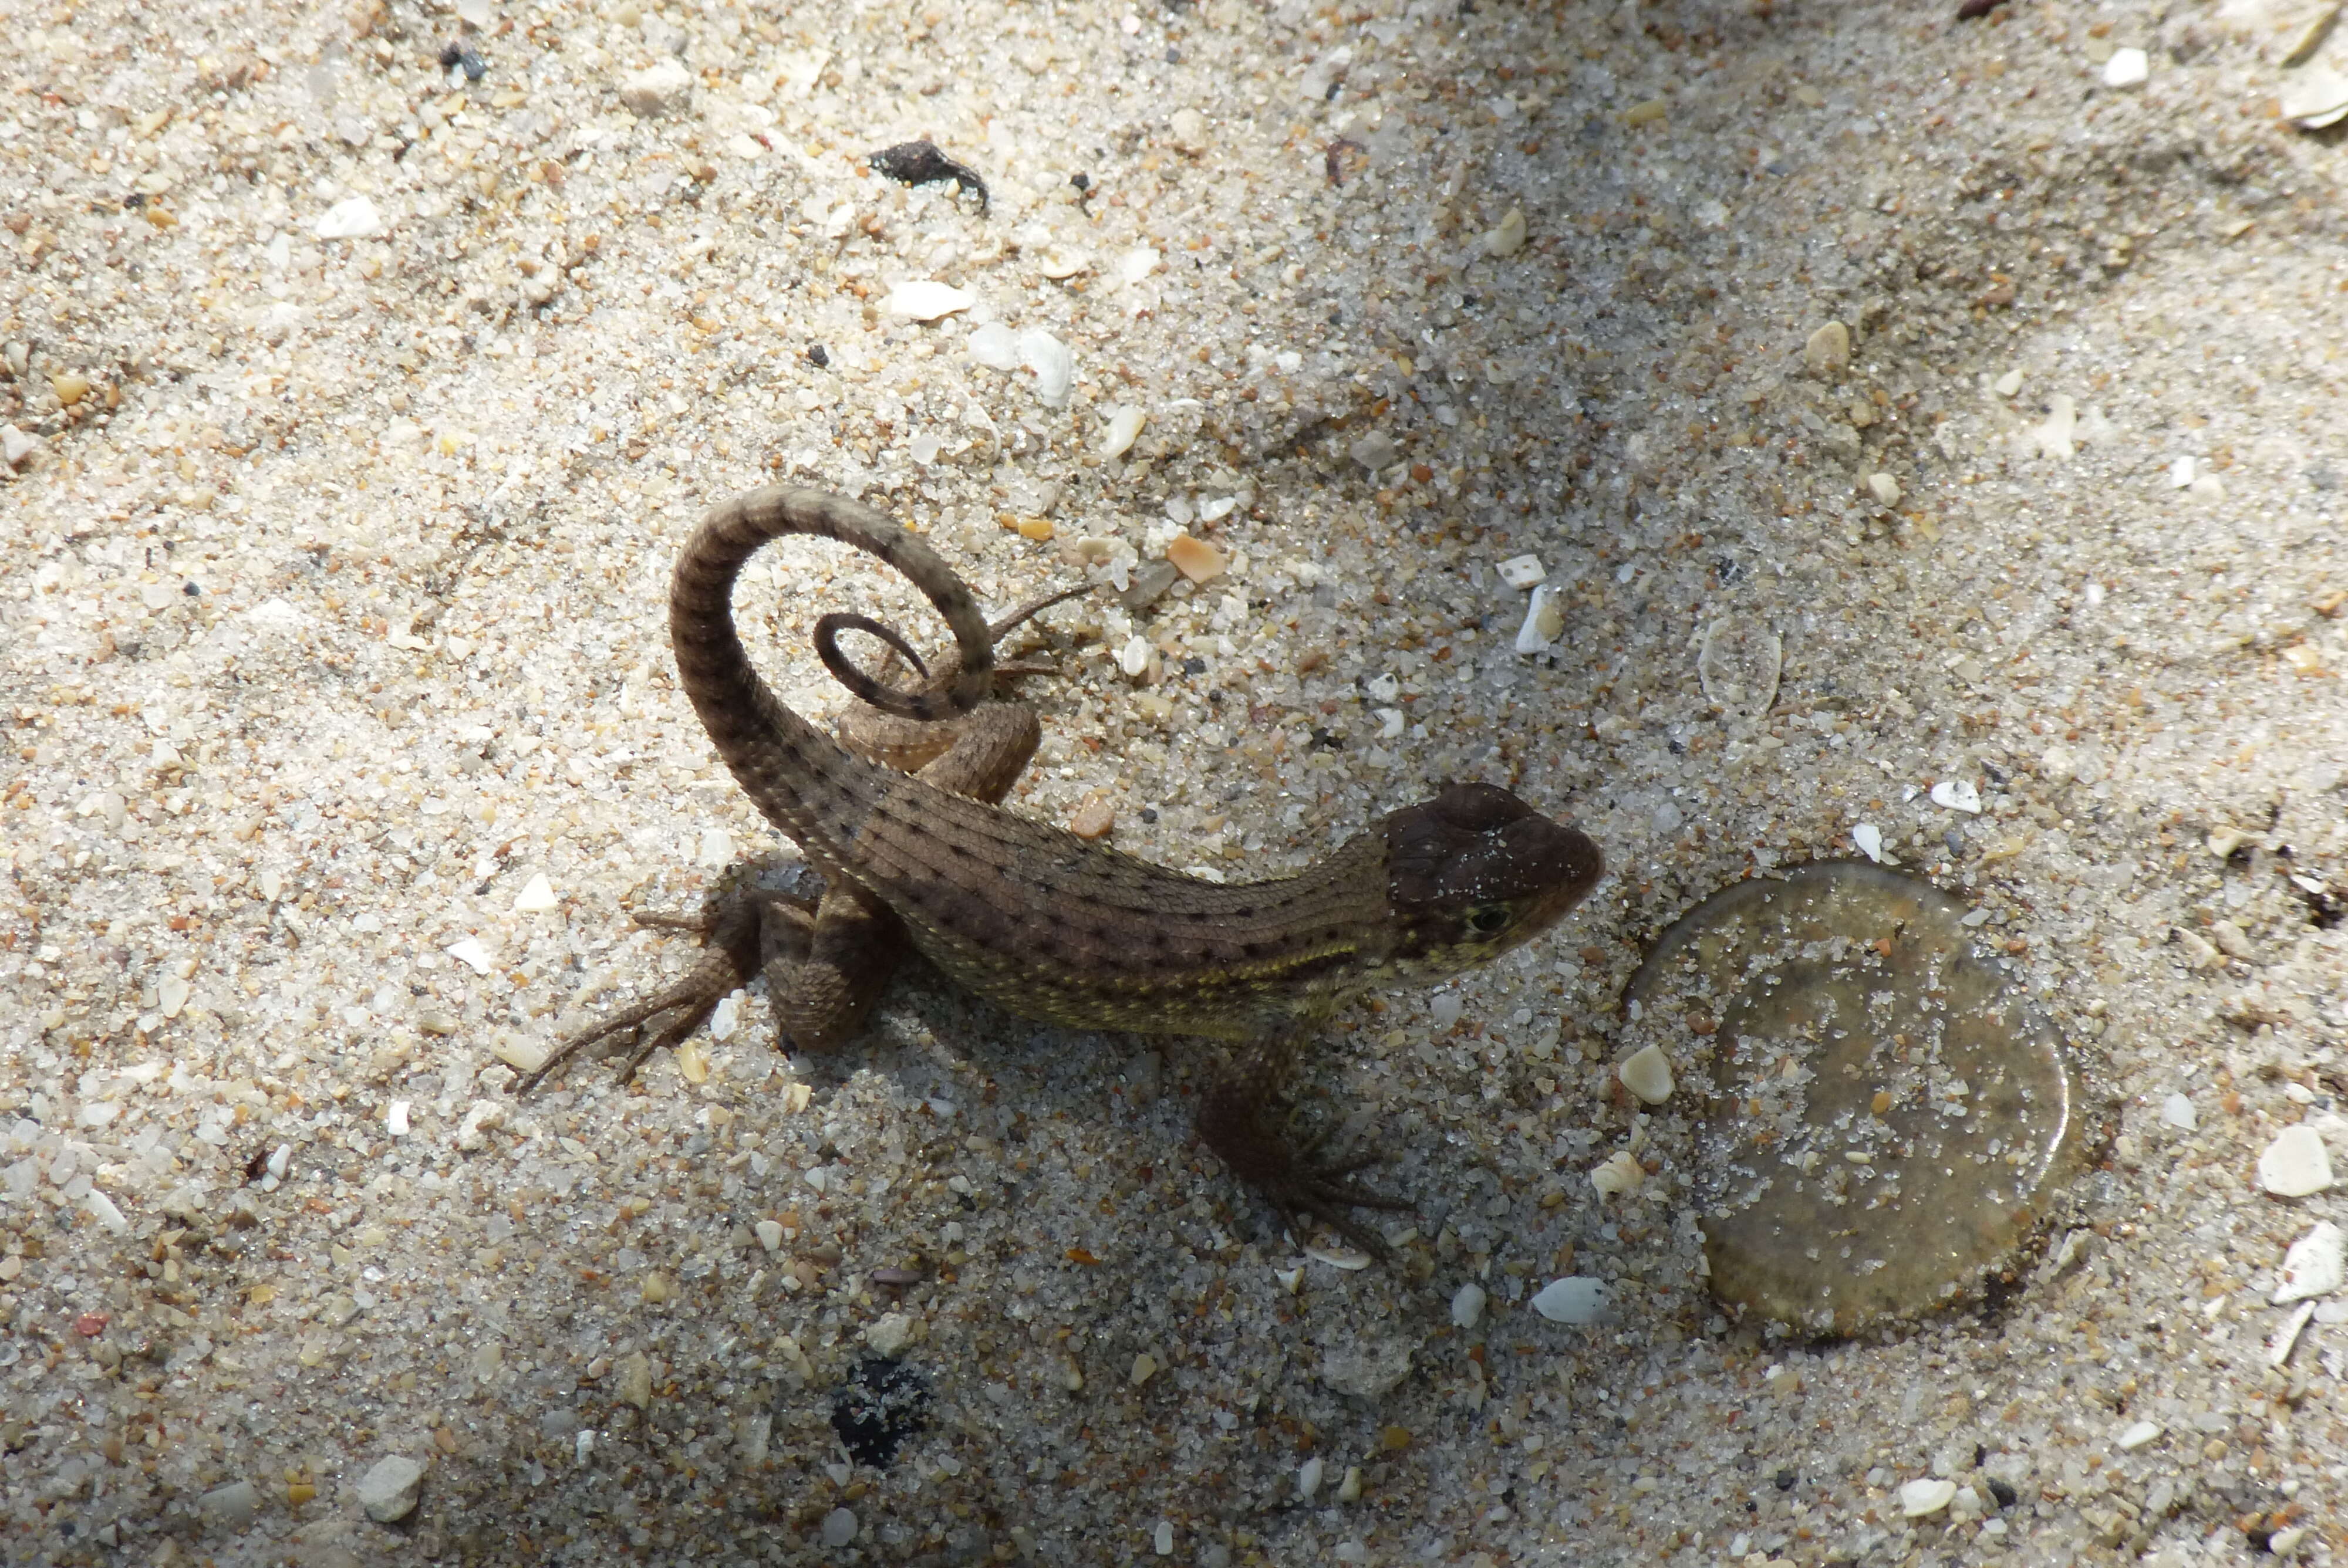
[6,0,2348,1562]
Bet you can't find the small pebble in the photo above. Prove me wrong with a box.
[1899,1478,1956,1518]
[1,424,41,467]
[385,1100,410,1137]
[158,974,191,1017]
[696,828,734,869]
[821,1508,858,1549]
[1530,1276,1607,1324]
[619,58,694,116]
[1350,431,1399,471]
[1121,559,1180,612]
[882,281,974,322]
[1429,993,1465,1028]
[1617,1045,1675,1104]
[1297,1455,1324,1499]
[1068,799,1115,840]
[199,1479,259,1530]
[1803,321,1850,374]
[2160,1093,2197,1131]
[1165,535,1224,583]
[2116,1420,2163,1452]
[755,1219,784,1252]
[1865,472,1901,506]
[2258,1126,2334,1197]
[1496,553,1546,589]
[357,1455,425,1523]
[1992,368,2023,397]
[1118,636,1151,678]
[2274,1222,2346,1303]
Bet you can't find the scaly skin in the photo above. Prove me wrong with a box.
[531,485,1605,1254]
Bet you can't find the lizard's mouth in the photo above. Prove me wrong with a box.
[1378,783,1604,980]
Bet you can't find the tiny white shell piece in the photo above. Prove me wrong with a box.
[1514,585,1564,654]
[1852,823,1887,863]
[2259,1126,2334,1197]
[1900,1479,1956,1518]
[882,279,974,322]
[1590,1150,1644,1197]
[1101,405,1146,458]
[1496,553,1546,589]
[1929,779,1983,814]
[1530,1276,1607,1324]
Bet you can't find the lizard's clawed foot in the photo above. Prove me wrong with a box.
[511,887,811,1097]
[1199,1090,1411,1260]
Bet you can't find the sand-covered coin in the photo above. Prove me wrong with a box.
[1623,861,2082,1334]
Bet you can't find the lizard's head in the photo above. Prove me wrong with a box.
[1378,782,1603,982]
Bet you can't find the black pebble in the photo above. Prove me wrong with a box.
[828,1358,930,1468]
[1986,1477,2016,1508]
[807,343,829,368]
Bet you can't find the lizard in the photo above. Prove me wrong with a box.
[525,485,1605,1252]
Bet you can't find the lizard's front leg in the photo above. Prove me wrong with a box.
[1196,1037,1411,1258]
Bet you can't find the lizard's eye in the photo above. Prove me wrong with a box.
[1466,904,1510,935]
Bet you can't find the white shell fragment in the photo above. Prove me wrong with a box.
[2101,47,2149,89]
[444,937,494,975]
[1617,1045,1675,1105]
[1530,1276,1607,1324]
[966,321,1020,371]
[882,280,974,322]
[2160,1093,2197,1131]
[1018,328,1073,405]
[512,873,558,913]
[2272,1299,2318,1367]
[1590,1150,1644,1197]
[2274,1222,2347,1304]
[1118,246,1160,284]
[1482,205,1527,258]
[1852,823,1887,863]
[1101,405,1146,459]
[1450,1282,1487,1329]
[1514,586,1565,654]
[2280,63,2348,126]
[1497,553,1546,589]
[1037,248,1090,280]
[1865,472,1901,506]
[2116,1420,2164,1452]
[2025,394,2077,460]
[1899,1478,1956,1518]
[1928,779,1982,814]
[2259,1126,2334,1197]
[314,195,385,240]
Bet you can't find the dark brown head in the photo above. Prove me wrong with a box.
[1377,782,1603,984]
